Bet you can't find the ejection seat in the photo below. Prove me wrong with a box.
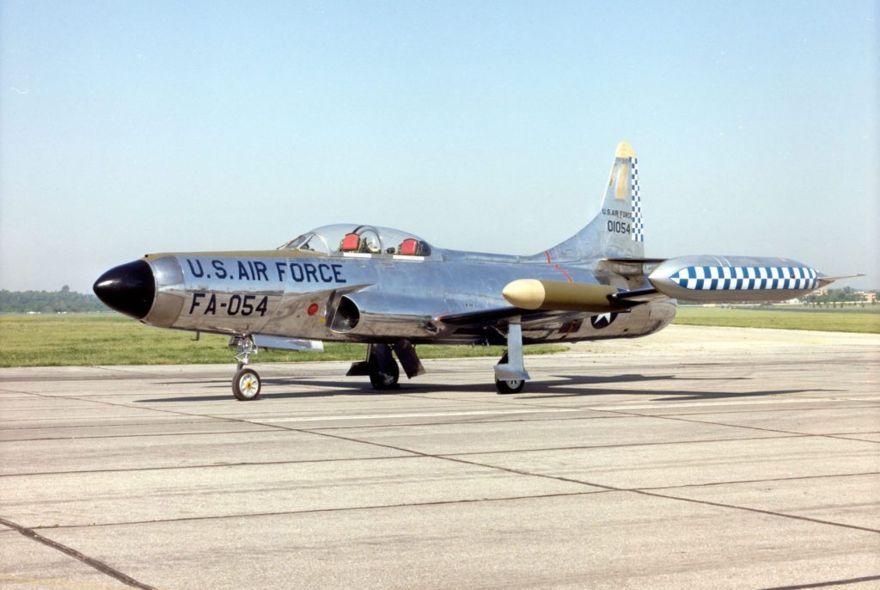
[398,238,429,256]
[340,233,362,253]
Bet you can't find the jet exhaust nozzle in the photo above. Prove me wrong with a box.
[93,260,156,319]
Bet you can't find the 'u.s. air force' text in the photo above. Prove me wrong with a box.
[185,259,346,284]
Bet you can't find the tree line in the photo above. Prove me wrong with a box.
[802,286,877,306]
[0,286,107,313]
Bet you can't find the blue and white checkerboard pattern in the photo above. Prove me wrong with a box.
[630,157,644,242]
[670,266,818,291]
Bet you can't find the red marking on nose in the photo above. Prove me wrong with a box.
[307,303,319,316]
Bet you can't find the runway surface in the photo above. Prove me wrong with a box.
[1,325,878,589]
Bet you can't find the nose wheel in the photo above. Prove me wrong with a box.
[233,367,262,401]
[231,335,262,401]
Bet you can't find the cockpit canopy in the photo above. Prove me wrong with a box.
[279,224,432,257]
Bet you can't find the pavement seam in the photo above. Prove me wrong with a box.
[434,452,880,536]
[438,433,804,456]
[630,489,880,535]
[400,387,880,413]
[0,432,815,478]
[0,413,629,439]
[287,428,880,536]
[586,407,880,445]
[758,574,880,589]
[28,490,609,530]
[635,470,880,491]
[2,408,875,440]
[2,388,301,430]
[0,428,283,443]
[0,418,227,432]
[298,412,880,431]
[0,454,417,478]
[280,428,880,535]
[0,516,156,589]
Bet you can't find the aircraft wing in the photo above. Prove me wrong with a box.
[437,286,652,332]
[435,307,565,326]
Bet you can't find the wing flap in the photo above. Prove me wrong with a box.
[610,287,665,303]
[435,307,555,326]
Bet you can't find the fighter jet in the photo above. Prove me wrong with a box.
[93,143,848,400]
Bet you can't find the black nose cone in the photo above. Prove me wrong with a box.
[93,260,155,319]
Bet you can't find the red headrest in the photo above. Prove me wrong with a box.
[399,238,419,256]
[341,233,361,252]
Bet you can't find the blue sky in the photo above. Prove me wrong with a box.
[1,1,877,292]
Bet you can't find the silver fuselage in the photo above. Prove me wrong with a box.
[142,247,676,346]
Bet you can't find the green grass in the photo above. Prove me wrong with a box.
[0,314,565,368]
[673,306,880,333]
[2,305,876,368]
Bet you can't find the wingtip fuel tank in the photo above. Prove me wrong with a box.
[648,256,823,303]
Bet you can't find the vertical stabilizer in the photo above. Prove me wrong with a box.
[541,142,645,262]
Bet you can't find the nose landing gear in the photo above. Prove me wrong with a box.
[231,335,262,401]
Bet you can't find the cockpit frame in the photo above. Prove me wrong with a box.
[279,224,433,258]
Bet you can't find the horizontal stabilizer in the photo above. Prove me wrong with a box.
[603,257,667,264]
[816,274,865,287]
[598,257,667,277]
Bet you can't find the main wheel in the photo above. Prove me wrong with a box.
[495,378,525,394]
[233,367,262,401]
[369,355,400,390]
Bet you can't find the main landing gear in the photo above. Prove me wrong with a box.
[364,343,400,390]
[346,340,425,391]
[231,335,262,401]
[494,317,529,394]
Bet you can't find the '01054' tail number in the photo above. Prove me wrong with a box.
[607,220,631,234]
[188,293,269,317]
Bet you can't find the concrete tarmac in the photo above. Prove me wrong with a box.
[0,325,878,589]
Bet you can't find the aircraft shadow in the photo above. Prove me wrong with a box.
[138,373,831,403]
[143,373,673,401]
